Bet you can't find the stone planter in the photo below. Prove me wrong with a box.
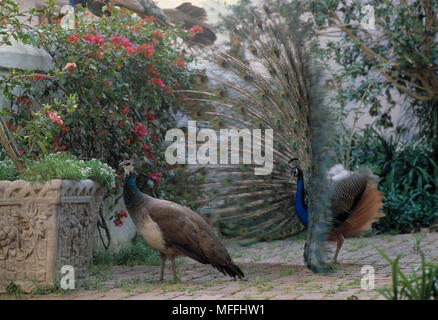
[0,179,104,292]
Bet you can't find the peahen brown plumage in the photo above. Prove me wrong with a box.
[80,0,217,45]
[119,160,244,281]
[289,159,384,263]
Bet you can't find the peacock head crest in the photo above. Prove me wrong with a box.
[288,158,301,181]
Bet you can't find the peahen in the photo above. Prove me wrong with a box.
[119,159,244,281]
[73,0,217,46]
[289,158,384,263]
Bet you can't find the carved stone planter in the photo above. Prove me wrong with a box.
[0,179,104,292]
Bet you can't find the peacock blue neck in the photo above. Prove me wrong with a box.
[294,172,309,227]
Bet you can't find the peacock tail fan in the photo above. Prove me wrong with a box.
[179,0,338,272]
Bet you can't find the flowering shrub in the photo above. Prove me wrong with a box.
[0,3,204,203]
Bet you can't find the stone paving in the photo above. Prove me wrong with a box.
[2,232,438,300]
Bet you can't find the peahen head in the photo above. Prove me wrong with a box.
[119,160,134,176]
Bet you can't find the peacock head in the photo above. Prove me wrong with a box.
[119,160,134,176]
[288,158,301,182]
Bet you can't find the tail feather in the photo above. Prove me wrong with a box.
[331,183,384,238]
[215,263,244,279]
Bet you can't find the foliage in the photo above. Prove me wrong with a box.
[376,246,438,300]
[0,2,204,205]
[308,0,438,158]
[5,281,24,299]
[0,158,19,181]
[350,127,438,233]
[18,152,116,189]
[91,236,161,267]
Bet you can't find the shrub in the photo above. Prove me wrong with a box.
[0,2,205,205]
[350,127,438,233]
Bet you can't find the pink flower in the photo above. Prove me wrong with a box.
[63,62,77,71]
[131,122,148,139]
[109,34,133,48]
[84,33,105,46]
[189,25,203,35]
[46,110,64,126]
[149,77,165,88]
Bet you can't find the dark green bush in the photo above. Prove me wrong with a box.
[350,127,438,233]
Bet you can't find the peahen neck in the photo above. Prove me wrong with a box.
[294,172,309,227]
[123,172,148,215]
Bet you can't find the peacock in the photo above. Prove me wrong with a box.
[177,0,385,271]
[119,159,244,281]
[70,0,217,45]
[289,158,384,263]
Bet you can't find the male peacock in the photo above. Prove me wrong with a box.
[179,0,384,271]
[289,158,384,263]
[120,160,244,281]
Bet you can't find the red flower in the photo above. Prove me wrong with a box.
[121,106,129,115]
[18,150,24,156]
[147,111,155,122]
[125,45,138,55]
[189,25,203,35]
[46,110,64,126]
[174,58,186,68]
[124,139,131,145]
[67,33,80,43]
[149,78,165,88]
[117,120,125,128]
[131,122,148,139]
[139,44,155,59]
[114,219,123,227]
[146,64,160,77]
[151,30,163,39]
[120,210,128,218]
[34,74,45,80]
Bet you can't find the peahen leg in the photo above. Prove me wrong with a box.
[159,253,167,281]
[329,233,344,264]
[170,256,180,282]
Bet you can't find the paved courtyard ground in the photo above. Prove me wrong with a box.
[3,232,438,300]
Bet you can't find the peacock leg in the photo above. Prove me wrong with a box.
[328,233,344,264]
[159,253,167,281]
[170,256,180,282]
